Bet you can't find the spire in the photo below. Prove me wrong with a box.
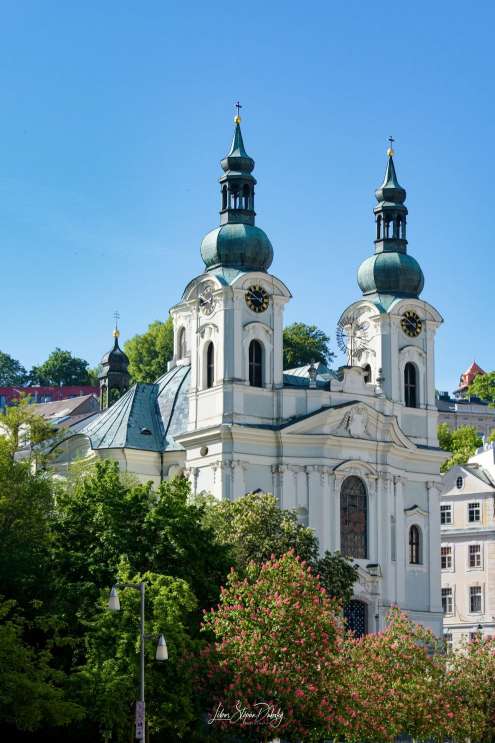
[219,106,256,226]
[200,107,273,273]
[98,315,130,410]
[357,140,424,300]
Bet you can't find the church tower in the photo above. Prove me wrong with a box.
[98,323,130,410]
[340,142,443,447]
[170,111,291,447]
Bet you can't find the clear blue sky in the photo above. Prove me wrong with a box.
[1,0,493,393]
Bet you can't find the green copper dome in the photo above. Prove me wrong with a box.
[201,223,273,272]
[357,252,424,296]
[200,115,274,273]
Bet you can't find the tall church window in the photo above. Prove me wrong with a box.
[340,476,367,559]
[404,362,417,408]
[409,524,422,564]
[178,327,187,358]
[249,340,263,387]
[206,342,214,389]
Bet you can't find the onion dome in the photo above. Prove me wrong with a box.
[200,111,273,273]
[357,141,424,299]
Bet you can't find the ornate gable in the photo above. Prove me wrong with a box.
[282,402,415,450]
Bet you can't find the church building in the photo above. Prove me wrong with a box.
[52,116,445,636]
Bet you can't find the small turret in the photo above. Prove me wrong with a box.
[98,315,130,410]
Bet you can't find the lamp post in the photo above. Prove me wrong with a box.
[108,583,168,741]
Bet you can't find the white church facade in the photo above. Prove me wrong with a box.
[53,117,445,636]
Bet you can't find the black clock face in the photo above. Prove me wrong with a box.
[401,310,423,338]
[245,285,270,313]
[199,285,215,315]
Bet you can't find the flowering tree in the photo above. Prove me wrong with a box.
[198,550,349,741]
[340,608,456,742]
[446,634,495,742]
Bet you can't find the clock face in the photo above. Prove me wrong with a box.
[401,310,423,338]
[245,284,270,313]
[199,284,215,315]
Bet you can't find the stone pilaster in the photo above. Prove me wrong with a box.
[427,480,442,613]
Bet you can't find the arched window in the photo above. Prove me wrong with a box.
[249,340,263,387]
[404,362,417,408]
[231,187,239,209]
[222,185,227,210]
[409,525,422,564]
[340,475,367,559]
[362,364,372,384]
[178,327,186,358]
[206,342,214,389]
[401,219,407,239]
[243,184,250,209]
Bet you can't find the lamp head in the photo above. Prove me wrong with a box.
[108,586,120,612]
[156,634,168,662]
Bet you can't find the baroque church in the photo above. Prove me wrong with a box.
[53,115,445,636]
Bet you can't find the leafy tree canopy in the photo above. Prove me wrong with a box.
[283,322,334,370]
[124,317,173,383]
[30,348,93,386]
[438,423,483,472]
[0,351,28,386]
[200,492,357,604]
[0,396,55,461]
[199,551,348,741]
[469,370,495,406]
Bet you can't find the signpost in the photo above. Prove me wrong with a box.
[135,701,145,740]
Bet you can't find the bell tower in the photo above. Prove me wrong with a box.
[170,110,291,436]
[340,141,442,446]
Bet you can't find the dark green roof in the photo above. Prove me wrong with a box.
[358,251,424,298]
[201,223,273,272]
[77,364,190,452]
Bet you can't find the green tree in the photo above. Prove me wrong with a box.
[438,423,483,472]
[30,348,93,386]
[469,371,495,406]
[200,492,356,604]
[0,395,54,462]
[283,322,333,369]
[124,318,174,383]
[53,462,230,628]
[0,599,83,733]
[74,569,197,743]
[0,351,28,385]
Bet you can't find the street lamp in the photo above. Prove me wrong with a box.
[108,583,168,741]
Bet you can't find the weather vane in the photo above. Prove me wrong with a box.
[387,135,395,157]
[234,101,242,123]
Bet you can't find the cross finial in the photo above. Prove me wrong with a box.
[234,101,242,124]
[387,135,395,157]
[113,310,120,338]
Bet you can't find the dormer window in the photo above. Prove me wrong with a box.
[456,476,463,490]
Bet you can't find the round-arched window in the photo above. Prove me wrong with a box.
[340,476,367,559]
[409,524,422,565]
[404,362,417,408]
[206,342,214,389]
[178,327,187,359]
[249,340,263,387]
